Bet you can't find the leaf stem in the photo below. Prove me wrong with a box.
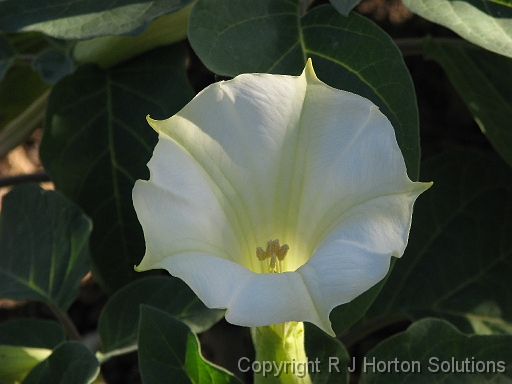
[394,37,466,57]
[95,344,138,365]
[48,304,82,341]
[0,89,49,158]
[0,171,51,187]
[338,313,410,349]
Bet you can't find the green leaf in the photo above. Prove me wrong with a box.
[424,39,512,169]
[98,276,224,353]
[0,320,65,349]
[0,88,49,160]
[0,32,50,157]
[359,318,512,383]
[329,0,362,16]
[8,32,53,55]
[189,2,419,179]
[330,260,395,335]
[0,184,91,311]
[305,323,350,384]
[138,305,242,384]
[369,149,512,334]
[490,0,512,6]
[0,0,194,39]
[403,0,512,58]
[73,4,193,69]
[31,49,74,84]
[0,33,15,81]
[22,341,99,384]
[0,345,51,384]
[40,43,195,293]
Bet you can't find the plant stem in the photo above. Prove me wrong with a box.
[48,304,82,341]
[95,344,138,365]
[394,37,466,57]
[251,322,312,384]
[338,313,409,349]
[0,89,49,159]
[0,171,51,187]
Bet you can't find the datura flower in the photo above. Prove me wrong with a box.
[133,59,431,336]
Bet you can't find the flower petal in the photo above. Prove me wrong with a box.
[133,135,242,270]
[133,59,431,335]
[296,187,429,333]
[154,252,334,335]
[142,63,315,271]
[287,85,423,263]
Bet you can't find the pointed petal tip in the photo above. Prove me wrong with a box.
[146,114,161,133]
[134,253,156,272]
[308,311,336,337]
[303,58,321,84]
[320,323,336,338]
[416,180,433,193]
[134,263,144,272]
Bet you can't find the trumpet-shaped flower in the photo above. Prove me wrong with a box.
[133,60,431,336]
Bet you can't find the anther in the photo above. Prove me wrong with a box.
[256,239,289,273]
[256,247,266,261]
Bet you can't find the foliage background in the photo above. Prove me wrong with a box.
[1,0,512,383]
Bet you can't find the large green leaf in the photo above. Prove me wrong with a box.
[189,2,419,179]
[403,0,512,58]
[0,319,65,349]
[22,341,99,384]
[98,276,224,354]
[0,184,91,311]
[0,0,193,39]
[0,33,15,81]
[138,306,242,384]
[73,4,193,69]
[0,346,51,384]
[369,150,512,334]
[0,320,61,384]
[0,81,48,159]
[40,43,195,293]
[360,318,512,383]
[0,32,51,157]
[330,260,395,335]
[424,39,512,169]
[305,323,350,384]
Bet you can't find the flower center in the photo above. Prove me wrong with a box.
[256,239,289,273]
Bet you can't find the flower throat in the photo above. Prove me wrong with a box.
[256,239,289,273]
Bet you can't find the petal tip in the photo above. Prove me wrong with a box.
[134,260,149,272]
[322,324,336,338]
[146,114,161,133]
[311,315,336,337]
[417,180,433,193]
[303,58,321,84]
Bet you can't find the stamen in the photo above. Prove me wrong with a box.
[256,247,266,261]
[277,244,289,261]
[255,239,289,273]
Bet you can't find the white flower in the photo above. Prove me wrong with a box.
[133,60,431,336]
